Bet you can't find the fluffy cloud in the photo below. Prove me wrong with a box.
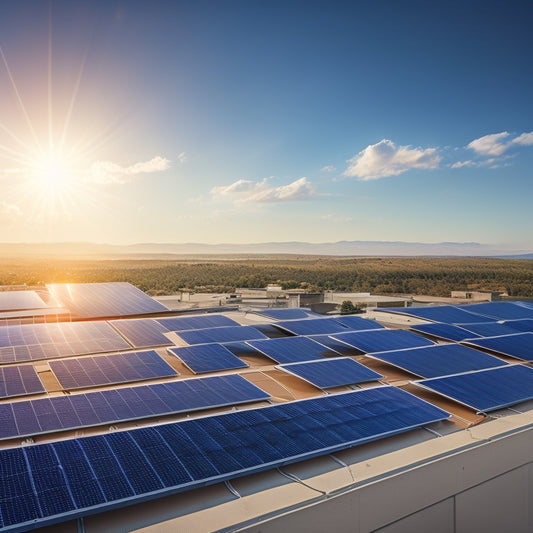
[212,177,316,203]
[344,139,441,180]
[467,132,510,156]
[321,165,336,172]
[87,156,171,184]
[450,160,476,169]
[512,132,533,146]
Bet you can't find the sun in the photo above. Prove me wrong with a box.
[36,152,70,188]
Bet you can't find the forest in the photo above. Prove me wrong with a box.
[1,255,532,298]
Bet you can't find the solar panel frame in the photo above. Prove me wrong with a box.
[0,364,46,399]
[276,357,383,388]
[176,325,268,345]
[168,344,248,374]
[246,336,333,363]
[331,329,434,354]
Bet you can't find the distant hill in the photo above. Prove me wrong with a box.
[0,241,531,258]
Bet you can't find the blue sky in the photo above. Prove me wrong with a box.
[0,1,532,249]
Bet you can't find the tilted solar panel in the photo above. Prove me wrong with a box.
[458,321,524,338]
[0,290,48,312]
[273,317,352,335]
[168,344,248,374]
[333,315,385,331]
[499,319,533,333]
[0,365,45,399]
[277,357,383,388]
[49,350,178,389]
[461,302,533,321]
[410,323,481,342]
[307,335,362,356]
[463,332,533,361]
[369,344,507,378]
[413,364,533,412]
[375,305,490,324]
[176,325,268,345]
[155,314,239,331]
[0,321,131,364]
[258,308,319,320]
[0,386,449,531]
[331,329,434,354]
[246,336,331,363]
[47,282,168,318]
[109,318,172,348]
[0,374,269,441]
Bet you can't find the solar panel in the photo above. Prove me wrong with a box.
[0,374,269,441]
[307,335,362,356]
[277,357,383,388]
[369,344,507,378]
[499,319,533,333]
[109,318,172,348]
[331,329,434,354]
[273,317,353,335]
[0,386,449,531]
[176,325,268,345]
[413,365,533,412]
[458,321,525,338]
[49,350,178,389]
[155,314,239,331]
[258,308,319,320]
[246,336,332,363]
[0,365,45,399]
[168,344,248,374]
[333,315,385,331]
[375,305,490,324]
[0,291,48,312]
[410,323,480,342]
[0,321,131,364]
[47,282,168,319]
[463,333,533,361]
[462,302,533,321]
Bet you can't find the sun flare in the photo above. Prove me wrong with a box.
[34,153,70,188]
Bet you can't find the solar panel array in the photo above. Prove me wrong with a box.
[156,314,239,331]
[49,350,178,389]
[463,332,533,361]
[413,365,533,412]
[0,290,48,312]
[176,325,268,345]
[0,321,131,364]
[0,365,45,399]
[109,318,173,348]
[0,386,449,531]
[277,357,383,388]
[247,336,332,363]
[47,282,169,318]
[369,344,507,379]
[331,329,434,354]
[0,374,270,441]
[168,344,248,374]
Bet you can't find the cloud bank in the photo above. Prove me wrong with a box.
[87,156,171,184]
[344,139,441,180]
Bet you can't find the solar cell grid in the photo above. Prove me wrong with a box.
[155,314,239,332]
[168,344,248,373]
[0,386,449,531]
[331,329,434,354]
[176,325,268,345]
[246,336,332,363]
[277,357,383,388]
[109,318,172,348]
[0,374,270,441]
[0,364,45,398]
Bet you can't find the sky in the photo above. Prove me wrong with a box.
[0,0,532,249]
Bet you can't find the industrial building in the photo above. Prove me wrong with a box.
[1,284,533,532]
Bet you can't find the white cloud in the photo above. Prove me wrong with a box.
[177,151,187,163]
[0,200,21,215]
[344,139,441,180]
[321,165,336,172]
[211,177,316,204]
[87,156,171,184]
[467,132,510,156]
[450,160,476,168]
[512,131,533,146]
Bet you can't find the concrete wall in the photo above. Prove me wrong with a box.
[238,424,533,533]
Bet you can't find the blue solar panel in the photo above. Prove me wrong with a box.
[176,325,268,345]
[47,282,168,318]
[273,317,353,335]
[410,323,481,342]
[247,336,332,363]
[463,333,533,361]
[461,302,533,321]
[458,321,525,338]
[0,321,131,363]
[109,318,172,348]
[500,319,533,333]
[307,335,362,356]
[414,365,533,412]
[375,305,490,324]
[0,386,449,530]
[168,344,248,373]
[0,290,48,312]
[333,315,385,331]
[155,314,239,331]
[277,357,383,388]
[0,365,45,399]
[331,329,434,354]
[258,308,319,320]
[0,374,269,441]
[369,344,507,378]
[49,350,178,389]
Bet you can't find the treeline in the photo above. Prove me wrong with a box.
[1,256,532,297]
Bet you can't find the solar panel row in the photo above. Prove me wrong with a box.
[246,336,333,363]
[49,350,178,389]
[274,316,381,336]
[410,323,480,342]
[176,325,268,345]
[156,314,239,332]
[109,318,172,348]
[0,365,45,399]
[0,374,269,441]
[331,329,434,354]
[0,386,450,530]
[168,344,248,374]
[463,332,533,361]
